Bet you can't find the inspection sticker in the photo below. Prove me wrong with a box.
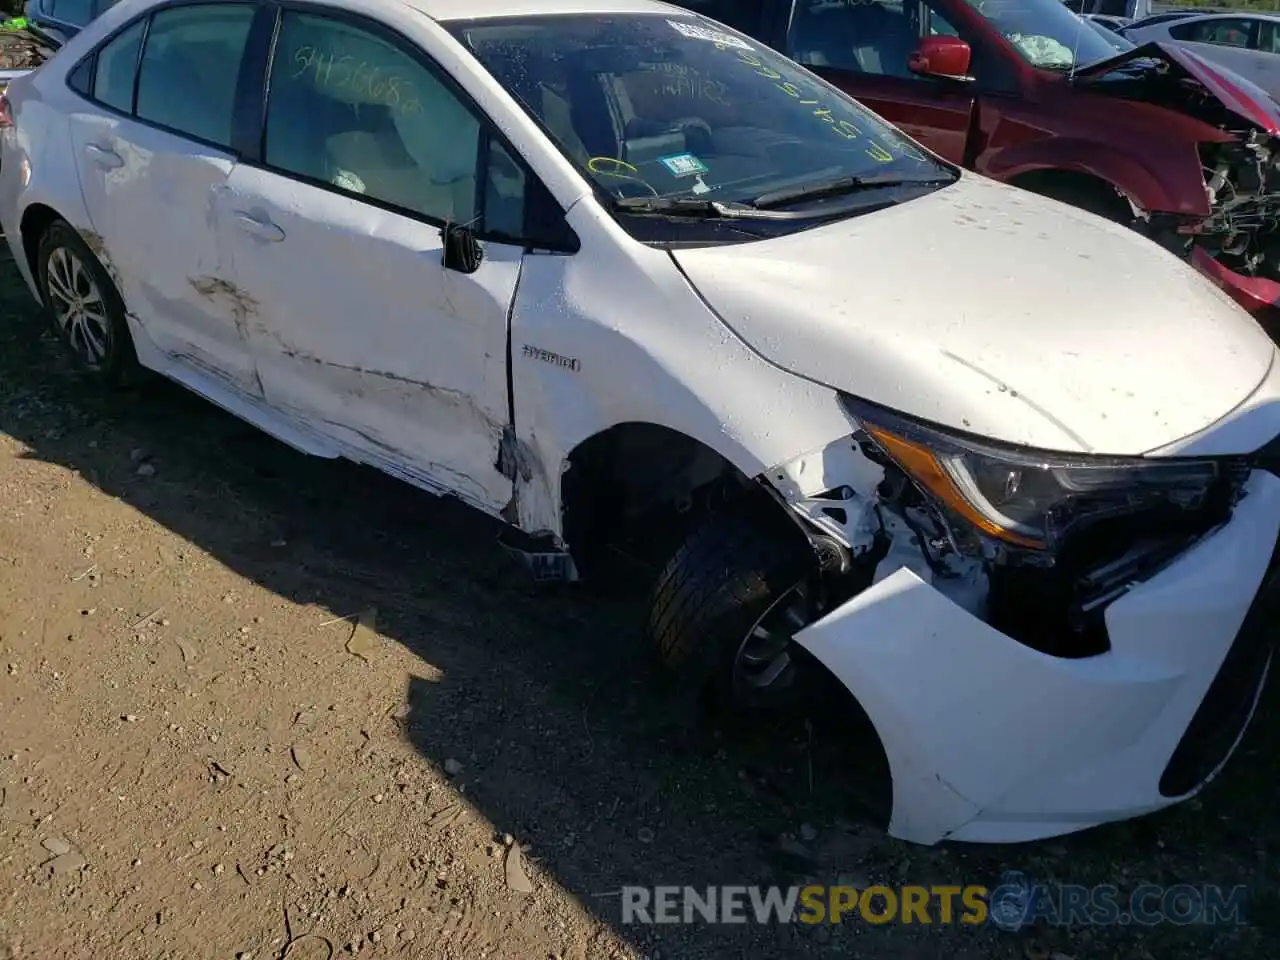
[667,19,753,50]
[659,153,710,177]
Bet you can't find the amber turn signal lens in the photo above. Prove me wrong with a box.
[863,423,1044,549]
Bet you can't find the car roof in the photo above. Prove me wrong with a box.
[1173,10,1280,21]
[408,0,688,22]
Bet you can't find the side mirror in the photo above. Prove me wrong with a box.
[441,222,483,274]
[907,36,973,80]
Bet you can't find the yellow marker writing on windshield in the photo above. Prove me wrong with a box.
[725,44,899,153]
[865,140,894,163]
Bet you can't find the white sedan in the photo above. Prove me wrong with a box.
[1123,11,1280,100]
[2,0,1279,846]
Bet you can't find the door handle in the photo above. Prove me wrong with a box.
[234,211,285,242]
[84,143,123,170]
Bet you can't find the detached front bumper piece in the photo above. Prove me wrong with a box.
[795,469,1280,846]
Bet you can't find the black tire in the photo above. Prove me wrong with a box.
[36,219,140,388]
[648,507,818,713]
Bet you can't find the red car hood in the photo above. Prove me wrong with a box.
[1074,41,1280,135]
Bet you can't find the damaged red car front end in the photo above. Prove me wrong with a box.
[1074,43,1280,333]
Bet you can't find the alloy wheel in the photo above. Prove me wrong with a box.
[732,580,823,699]
[46,246,112,368]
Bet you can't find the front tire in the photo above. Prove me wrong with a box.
[36,220,140,388]
[648,508,823,713]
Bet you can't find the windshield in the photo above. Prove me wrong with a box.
[447,14,951,212]
[959,0,1120,68]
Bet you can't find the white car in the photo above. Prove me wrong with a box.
[2,0,1279,847]
[1123,12,1280,101]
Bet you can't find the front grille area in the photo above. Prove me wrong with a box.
[1158,535,1280,798]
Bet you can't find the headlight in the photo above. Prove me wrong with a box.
[842,396,1223,553]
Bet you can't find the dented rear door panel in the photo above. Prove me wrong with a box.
[216,166,520,516]
[67,113,262,397]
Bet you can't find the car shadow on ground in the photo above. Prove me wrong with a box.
[0,250,1277,958]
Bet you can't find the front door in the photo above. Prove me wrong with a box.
[783,0,977,164]
[66,2,262,397]
[218,7,527,514]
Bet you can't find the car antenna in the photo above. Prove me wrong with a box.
[1067,12,1086,83]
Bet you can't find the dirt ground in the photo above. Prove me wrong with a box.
[0,245,1277,960]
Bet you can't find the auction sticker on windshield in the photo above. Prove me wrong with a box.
[667,19,753,50]
[660,153,710,177]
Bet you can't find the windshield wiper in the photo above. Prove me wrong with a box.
[753,173,952,209]
[610,196,806,220]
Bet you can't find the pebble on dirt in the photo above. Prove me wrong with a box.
[40,836,72,856]
[505,843,535,894]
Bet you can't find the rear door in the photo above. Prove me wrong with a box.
[65,1,264,397]
[783,0,978,163]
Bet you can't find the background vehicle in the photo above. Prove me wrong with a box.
[1082,12,1136,46]
[1123,10,1280,99]
[0,19,53,91]
[1084,12,1132,31]
[1063,0,1150,18]
[680,0,1280,336]
[1121,9,1206,31]
[23,0,118,44]
[0,0,111,91]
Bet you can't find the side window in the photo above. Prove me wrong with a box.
[263,12,488,225]
[1259,20,1280,53]
[675,0,768,36]
[90,18,145,113]
[788,0,921,79]
[1170,18,1253,48]
[134,4,255,148]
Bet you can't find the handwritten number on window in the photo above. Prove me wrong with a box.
[726,46,898,159]
[291,45,420,115]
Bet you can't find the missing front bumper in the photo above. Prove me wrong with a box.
[793,469,1280,845]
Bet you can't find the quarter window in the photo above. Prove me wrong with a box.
[90,18,144,113]
[133,4,254,148]
[263,11,487,225]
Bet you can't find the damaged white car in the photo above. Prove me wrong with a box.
[1,0,1278,846]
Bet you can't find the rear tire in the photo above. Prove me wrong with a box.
[36,220,140,388]
[648,507,821,714]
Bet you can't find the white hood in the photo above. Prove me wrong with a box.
[673,174,1276,456]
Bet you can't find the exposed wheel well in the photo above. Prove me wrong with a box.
[19,203,63,296]
[560,422,790,585]
[1008,169,1133,223]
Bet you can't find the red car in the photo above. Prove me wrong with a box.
[679,0,1280,334]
